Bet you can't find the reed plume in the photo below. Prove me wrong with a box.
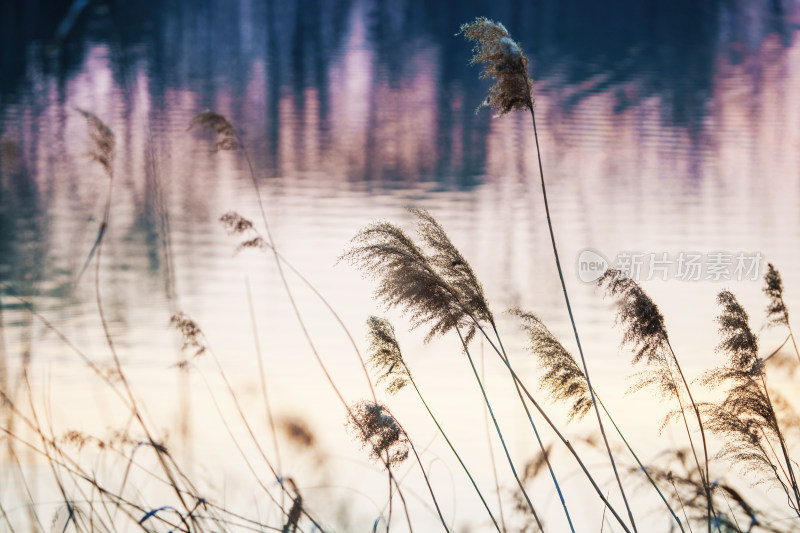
[764,264,789,328]
[460,20,636,529]
[457,18,533,115]
[76,107,115,177]
[188,110,239,151]
[599,268,713,529]
[512,309,591,422]
[341,209,492,344]
[347,401,409,466]
[366,316,410,395]
[703,290,800,516]
[763,263,800,368]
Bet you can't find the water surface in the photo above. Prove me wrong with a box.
[2,0,800,530]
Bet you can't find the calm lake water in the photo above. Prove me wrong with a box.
[2,0,800,531]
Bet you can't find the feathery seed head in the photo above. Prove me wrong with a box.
[347,401,409,466]
[715,290,760,375]
[76,108,115,177]
[366,316,410,394]
[458,17,533,115]
[763,263,789,327]
[189,110,239,151]
[512,309,591,422]
[598,269,669,365]
[169,312,207,358]
[342,209,492,344]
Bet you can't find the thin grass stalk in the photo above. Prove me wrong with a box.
[405,366,502,532]
[594,395,685,531]
[465,318,632,533]
[491,324,575,532]
[457,327,544,532]
[758,425,797,513]
[189,365,297,524]
[0,499,16,533]
[480,348,507,532]
[77,112,205,527]
[664,338,714,529]
[0,398,162,532]
[764,334,792,365]
[670,475,694,533]
[394,420,451,532]
[789,328,800,366]
[219,124,412,531]
[760,377,800,515]
[226,126,382,404]
[245,277,284,511]
[527,101,637,533]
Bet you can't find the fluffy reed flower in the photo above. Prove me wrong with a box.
[189,110,239,151]
[347,401,409,466]
[76,107,115,177]
[764,263,789,327]
[366,316,410,394]
[714,290,760,375]
[512,309,591,422]
[413,209,494,328]
[598,270,681,399]
[169,312,207,358]
[458,17,533,115]
[701,291,790,483]
[342,209,493,343]
[220,211,270,252]
[597,269,669,365]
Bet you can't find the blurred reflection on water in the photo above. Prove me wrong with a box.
[1,0,800,530]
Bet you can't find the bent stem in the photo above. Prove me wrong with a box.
[457,328,544,533]
[526,100,637,533]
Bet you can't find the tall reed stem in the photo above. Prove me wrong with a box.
[491,325,575,532]
[526,101,637,532]
[457,328,544,532]
[665,339,713,530]
[404,368,502,532]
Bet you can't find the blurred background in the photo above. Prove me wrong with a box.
[1,0,799,530]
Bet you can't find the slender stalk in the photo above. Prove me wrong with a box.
[245,277,284,511]
[467,318,632,533]
[395,420,450,532]
[760,376,800,515]
[527,101,637,532]
[492,325,575,532]
[665,339,713,530]
[790,327,800,366]
[405,371,502,532]
[457,328,544,532]
[230,130,415,532]
[480,348,507,532]
[594,395,685,532]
